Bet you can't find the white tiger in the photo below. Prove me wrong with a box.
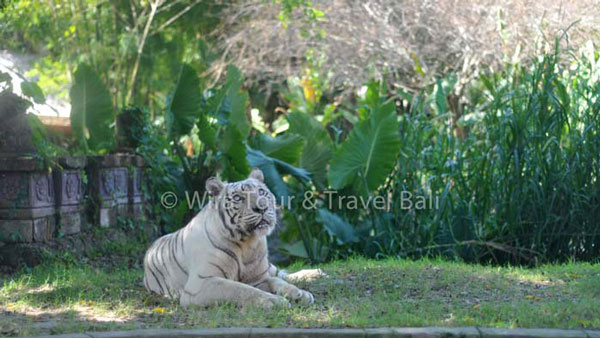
[143,168,315,308]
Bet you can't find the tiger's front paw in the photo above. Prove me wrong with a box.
[295,289,314,305]
[281,286,314,305]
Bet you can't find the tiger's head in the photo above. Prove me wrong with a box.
[206,168,277,239]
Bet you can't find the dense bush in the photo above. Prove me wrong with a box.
[277,41,600,265]
[331,43,600,264]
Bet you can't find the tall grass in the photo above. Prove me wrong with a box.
[368,43,600,264]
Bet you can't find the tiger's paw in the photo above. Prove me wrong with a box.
[281,287,314,305]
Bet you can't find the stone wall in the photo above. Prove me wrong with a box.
[0,154,149,268]
[0,155,148,242]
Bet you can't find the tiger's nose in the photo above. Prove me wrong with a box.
[253,199,268,213]
[253,204,267,214]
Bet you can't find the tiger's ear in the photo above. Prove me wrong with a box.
[206,177,224,197]
[249,168,264,182]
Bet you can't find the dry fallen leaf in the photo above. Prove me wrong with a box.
[524,295,541,301]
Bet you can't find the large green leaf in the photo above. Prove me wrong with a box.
[21,81,45,104]
[287,111,332,190]
[280,240,309,259]
[225,65,250,139]
[70,63,114,151]
[197,113,217,150]
[246,146,310,204]
[220,126,250,181]
[359,80,386,120]
[317,209,359,245]
[166,64,202,140]
[249,133,305,164]
[204,65,249,138]
[280,238,329,262]
[328,101,401,191]
[365,80,381,110]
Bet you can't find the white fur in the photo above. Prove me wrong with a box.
[143,171,314,308]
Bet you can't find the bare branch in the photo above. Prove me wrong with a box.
[212,0,600,92]
[151,0,204,35]
[125,0,163,106]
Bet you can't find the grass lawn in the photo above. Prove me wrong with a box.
[1,234,599,336]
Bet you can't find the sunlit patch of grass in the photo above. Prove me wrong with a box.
[1,256,599,336]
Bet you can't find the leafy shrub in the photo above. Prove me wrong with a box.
[308,41,600,264]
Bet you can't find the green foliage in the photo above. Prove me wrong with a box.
[329,100,401,192]
[20,80,45,104]
[0,0,225,109]
[116,107,148,150]
[224,65,251,139]
[132,63,313,231]
[166,64,202,140]
[275,0,325,39]
[220,126,250,181]
[69,63,114,152]
[27,114,68,161]
[374,41,600,264]
[196,112,217,150]
[134,117,187,233]
[249,133,305,165]
[287,111,332,190]
[277,40,600,265]
[317,209,358,246]
[246,146,310,203]
[194,65,252,182]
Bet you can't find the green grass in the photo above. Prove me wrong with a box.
[1,254,599,336]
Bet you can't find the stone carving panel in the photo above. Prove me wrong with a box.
[61,170,84,205]
[99,169,115,199]
[113,168,128,201]
[31,173,55,208]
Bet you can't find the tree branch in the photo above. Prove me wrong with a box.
[151,0,203,35]
[125,0,162,106]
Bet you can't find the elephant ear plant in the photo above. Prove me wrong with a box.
[279,80,403,262]
[70,63,115,153]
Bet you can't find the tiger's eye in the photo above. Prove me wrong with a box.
[258,188,267,196]
[233,194,243,202]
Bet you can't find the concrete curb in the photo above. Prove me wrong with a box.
[20,327,599,338]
